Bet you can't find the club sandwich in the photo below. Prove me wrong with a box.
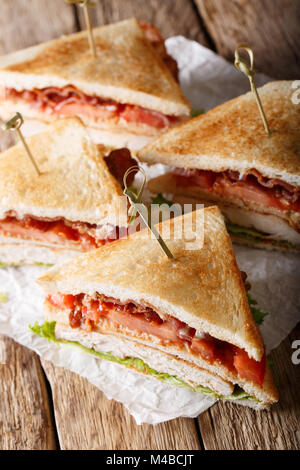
[0,19,191,150]
[33,207,278,409]
[139,81,300,251]
[0,117,136,265]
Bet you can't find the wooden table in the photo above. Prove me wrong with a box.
[0,0,299,450]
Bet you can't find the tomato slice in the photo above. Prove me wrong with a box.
[47,293,75,310]
[107,308,181,344]
[0,216,102,249]
[23,217,49,231]
[174,170,216,189]
[49,292,266,388]
[215,179,284,211]
[233,348,266,386]
[215,342,235,372]
[174,169,300,214]
[190,338,216,363]
[121,105,170,129]
[53,102,117,121]
[51,222,80,241]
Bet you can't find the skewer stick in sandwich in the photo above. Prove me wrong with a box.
[139,81,300,252]
[66,1,97,58]
[0,19,190,150]
[0,117,137,266]
[34,207,278,409]
[2,112,41,176]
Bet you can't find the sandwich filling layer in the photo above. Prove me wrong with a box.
[0,212,127,250]
[30,320,257,403]
[226,223,299,249]
[0,147,135,250]
[173,168,300,226]
[0,22,182,133]
[46,292,266,387]
[3,86,184,132]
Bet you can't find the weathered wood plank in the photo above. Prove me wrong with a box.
[0,0,78,450]
[41,360,201,450]
[0,335,56,450]
[0,0,78,152]
[197,324,300,450]
[194,0,300,78]
[0,0,77,53]
[77,0,210,46]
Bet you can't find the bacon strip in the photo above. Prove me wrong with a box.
[47,291,265,386]
[227,169,300,200]
[0,214,126,249]
[5,85,175,130]
[104,148,137,187]
[174,168,300,214]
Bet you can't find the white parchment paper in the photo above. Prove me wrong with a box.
[0,37,299,425]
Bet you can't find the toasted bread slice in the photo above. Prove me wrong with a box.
[0,19,190,117]
[139,81,300,186]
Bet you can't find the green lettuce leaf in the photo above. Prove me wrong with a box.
[0,262,15,268]
[191,108,205,117]
[244,280,268,325]
[150,193,173,207]
[34,262,53,267]
[127,184,138,196]
[0,261,53,268]
[222,386,257,401]
[30,321,257,402]
[0,292,8,303]
[226,223,297,249]
[247,292,268,325]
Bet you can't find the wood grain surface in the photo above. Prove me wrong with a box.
[0,0,77,53]
[0,0,77,152]
[0,0,75,451]
[41,360,201,450]
[77,0,211,46]
[194,0,300,79]
[0,335,56,450]
[198,324,300,450]
[0,0,299,451]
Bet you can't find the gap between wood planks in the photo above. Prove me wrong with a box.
[40,364,61,450]
[72,3,81,32]
[193,416,205,450]
[190,0,216,51]
[193,0,300,78]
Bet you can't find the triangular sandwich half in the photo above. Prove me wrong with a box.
[0,19,191,150]
[35,206,278,409]
[0,117,136,265]
[139,81,300,251]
